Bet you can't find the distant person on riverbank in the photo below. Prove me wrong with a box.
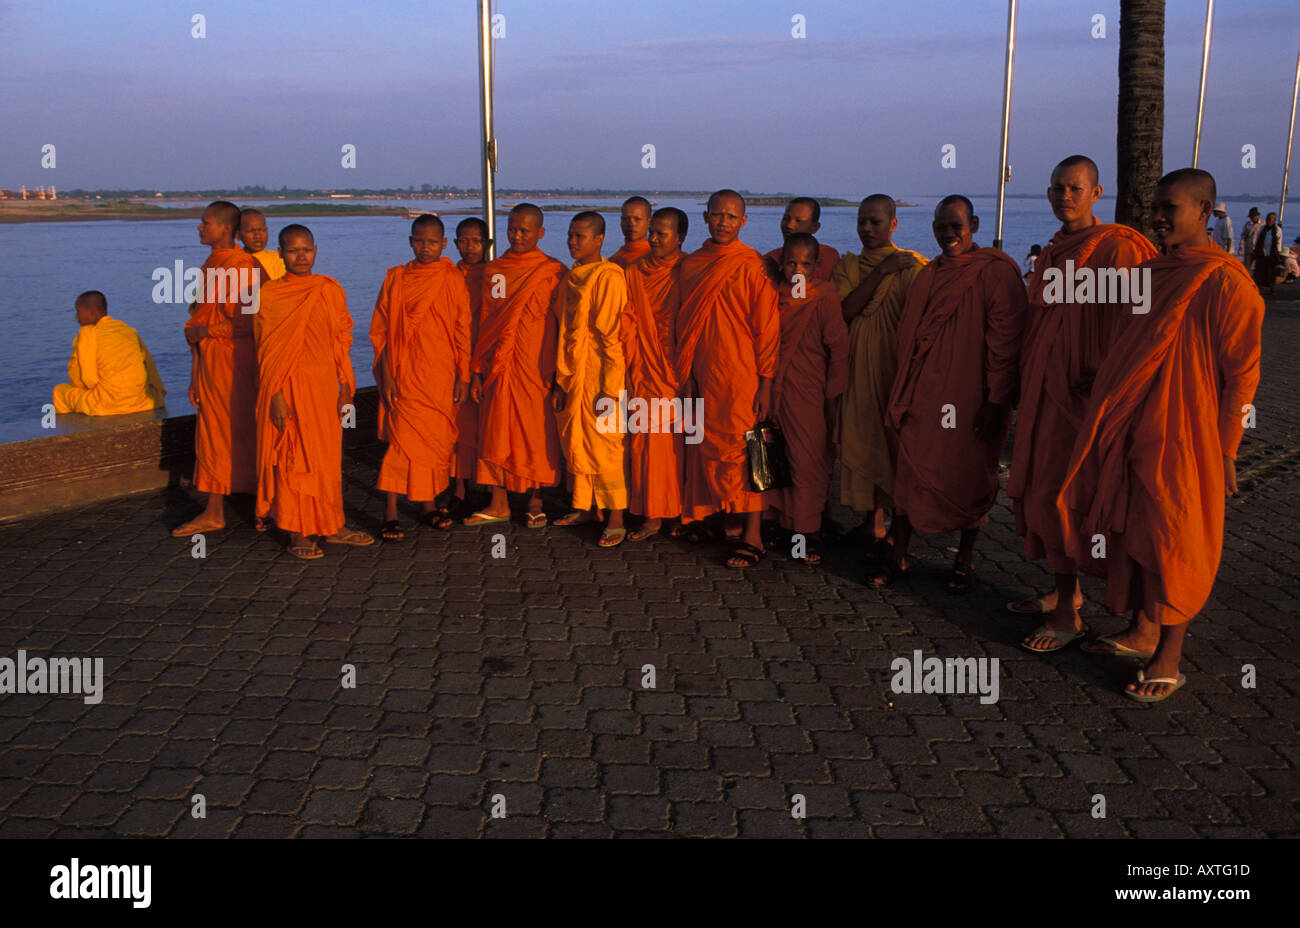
[451,217,489,516]
[871,195,1027,592]
[831,194,926,553]
[1009,154,1157,653]
[610,197,652,268]
[1212,203,1234,252]
[1239,207,1262,273]
[53,290,165,416]
[237,208,286,280]
[370,215,471,541]
[763,197,838,282]
[172,200,265,538]
[1023,244,1040,279]
[255,224,373,559]
[1251,212,1282,295]
[1286,242,1300,282]
[1058,168,1263,702]
[552,212,630,546]
[465,204,565,528]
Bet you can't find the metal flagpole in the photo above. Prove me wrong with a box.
[1280,43,1300,230]
[478,0,498,259]
[993,0,1018,251]
[1192,0,1214,168]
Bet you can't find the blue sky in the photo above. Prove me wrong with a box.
[2,0,1293,196]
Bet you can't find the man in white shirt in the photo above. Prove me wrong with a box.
[1239,207,1262,273]
[1212,202,1234,252]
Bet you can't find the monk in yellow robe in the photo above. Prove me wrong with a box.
[1059,169,1263,701]
[763,197,840,282]
[676,189,779,567]
[610,196,652,268]
[173,200,265,537]
[466,204,565,527]
[551,212,630,546]
[831,195,926,550]
[1009,155,1157,652]
[622,207,688,541]
[53,290,165,415]
[255,224,373,559]
[238,208,286,280]
[371,215,471,540]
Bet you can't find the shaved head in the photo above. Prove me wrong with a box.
[206,200,241,230]
[707,189,746,214]
[410,214,445,237]
[622,196,651,215]
[936,194,975,223]
[510,203,544,226]
[1157,168,1216,207]
[457,217,489,238]
[572,210,605,236]
[788,196,821,223]
[782,232,820,261]
[1054,154,1100,187]
[75,290,107,313]
[861,194,896,220]
[278,223,314,248]
[653,206,688,240]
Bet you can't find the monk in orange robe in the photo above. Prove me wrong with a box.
[451,217,490,513]
[763,197,840,282]
[873,195,1028,591]
[609,196,652,268]
[676,189,779,567]
[54,290,166,416]
[172,200,265,537]
[831,194,926,550]
[1058,169,1264,701]
[466,204,565,527]
[622,207,688,541]
[371,215,471,540]
[1010,155,1158,651]
[764,234,849,563]
[255,224,373,558]
[551,212,629,545]
[238,208,286,280]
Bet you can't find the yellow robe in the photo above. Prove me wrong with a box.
[554,259,629,510]
[831,246,927,510]
[53,316,165,415]
[252,249,286,280]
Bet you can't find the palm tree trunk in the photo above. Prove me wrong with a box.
[1115,0,1165,237]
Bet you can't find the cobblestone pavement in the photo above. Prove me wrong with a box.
[1,293,1297,839]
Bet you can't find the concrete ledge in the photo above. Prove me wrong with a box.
[0,387,382,524]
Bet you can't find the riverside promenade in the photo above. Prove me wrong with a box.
[0,290,1296,838]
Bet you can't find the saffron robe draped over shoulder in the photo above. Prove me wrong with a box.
[53,316,165,415]
[473,248,565,491]
[252,249,286,281]
[622,253,684,520]
[610,240,651,269]
[554,259,629,510]
[766,244,840,282]
[887,246,1028,533]
[1058,247,1264,623]
[254,274,356,537]
[830,246,927,511]
[452,260,486,481]
[676,238,779,519]
[765,279,848,532]
[370,258,471,501]
[186,247,263,496]
[1008,222,1157,571]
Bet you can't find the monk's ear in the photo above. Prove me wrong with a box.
[969,215,980,234]
[889,216,898,234]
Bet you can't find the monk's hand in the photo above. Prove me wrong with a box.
[470,373,484,404]
[1224,455,1238,496]
[551,384,566,413]
[337,384,351,417]
[754,380,773,421]
[973,400,1007,441]
[271,392,291,432]
[188,381,200,408]
[453,380,470,405]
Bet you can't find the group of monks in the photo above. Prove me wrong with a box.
[56,155,1262,704]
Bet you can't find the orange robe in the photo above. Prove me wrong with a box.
[676,239,780,520]
[766,244,840,282]
[452,261,485,481]
[254,274,356,537]
[765,279,849,533]
[610,240,651,269]
[251,249,286,280]
[1009,222,1157,572]
[370,258,471,502]
[831,246,928,511]
[1059,247,1264,623]
[186,247,263,496]
[554,259,629,510]
[473,248,565,491]
[887,246,1027,533]
[622,253,684,520]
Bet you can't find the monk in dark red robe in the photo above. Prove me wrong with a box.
[452,217,490,513]
[762,197,840,282]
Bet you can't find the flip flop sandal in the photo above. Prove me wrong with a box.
[380,520,406,542]
[287,542,323,560]
[1020,623,1089,653]
[463,510,509,526]
[947,566,975,594]
[171,519,225,537]
[626,524,659,542]
[725,541,764,569]
[326,527,375,546]
[598,527,627,548]
[418,507,455,530]
[254,516,274,533]
[554,510,595,527]
[1080,636,1154,660]
[525,511,548,528]
[1125,670,1187,703]
[1005,593,1086,615]
[866,559,909,588]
